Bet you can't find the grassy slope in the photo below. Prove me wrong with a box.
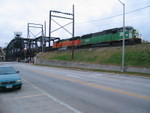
[40,44,150,68]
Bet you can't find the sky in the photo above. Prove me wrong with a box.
[0,0,150,47]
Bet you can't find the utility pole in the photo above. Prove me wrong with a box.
[72,5,75,59]
[118,0,125,72]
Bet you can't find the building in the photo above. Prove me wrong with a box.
[0,47,5,61]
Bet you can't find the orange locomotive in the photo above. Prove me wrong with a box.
[53,39,81,49]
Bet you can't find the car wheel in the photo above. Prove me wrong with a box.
[18,86,22,89]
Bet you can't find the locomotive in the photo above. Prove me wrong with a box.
[52,26,142,49]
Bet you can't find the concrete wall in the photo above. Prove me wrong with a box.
[35,58,150,74]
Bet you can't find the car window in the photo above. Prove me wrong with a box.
[0,67,17,75]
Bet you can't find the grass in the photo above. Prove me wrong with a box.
[39,44,150,68]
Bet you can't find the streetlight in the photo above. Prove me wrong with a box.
[118,0,125,72]
[72,4,75,60]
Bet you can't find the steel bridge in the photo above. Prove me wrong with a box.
[5,35,59,62]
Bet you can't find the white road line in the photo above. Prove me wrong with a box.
[23,79,82,113]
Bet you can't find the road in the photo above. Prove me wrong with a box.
[0,62,150,113]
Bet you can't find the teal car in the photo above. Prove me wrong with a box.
[0,66,22,90]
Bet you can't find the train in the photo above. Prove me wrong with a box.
[52,26,142,49]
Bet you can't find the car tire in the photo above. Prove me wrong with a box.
[18,86,22,89]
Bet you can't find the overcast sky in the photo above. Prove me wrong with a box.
[0,0,150,47]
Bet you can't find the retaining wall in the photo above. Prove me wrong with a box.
[35,58,150,74]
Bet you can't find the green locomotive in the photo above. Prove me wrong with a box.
[80,26,141,47]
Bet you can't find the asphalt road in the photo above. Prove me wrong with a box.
[0,62,150,113]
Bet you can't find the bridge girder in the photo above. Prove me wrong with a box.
[6,36,59,61]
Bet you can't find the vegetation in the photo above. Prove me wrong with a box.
[40,44,150,68]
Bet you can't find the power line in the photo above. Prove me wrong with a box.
[77,5,150,24]
[126,5,150,14]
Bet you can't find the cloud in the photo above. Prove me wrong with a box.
[0,0,150,47]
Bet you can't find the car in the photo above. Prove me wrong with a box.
[0,66,22,90]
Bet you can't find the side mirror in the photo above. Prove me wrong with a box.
[16,71,20,73]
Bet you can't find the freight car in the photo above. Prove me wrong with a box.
[52,26,141,49]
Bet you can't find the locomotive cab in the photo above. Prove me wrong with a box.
[132,29,142,43]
